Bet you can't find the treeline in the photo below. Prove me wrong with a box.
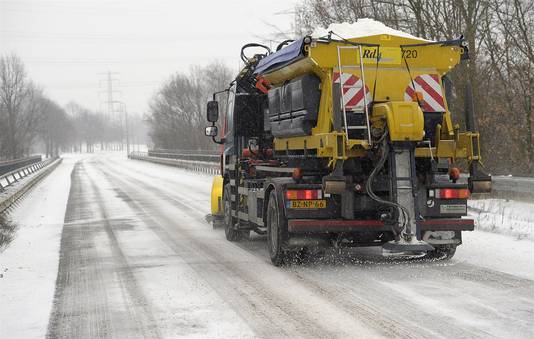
[294,0,534,175]
[64,102,130,154]
[0,54,136,159]
[147,61,233,150]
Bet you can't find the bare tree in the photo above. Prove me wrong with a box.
[294,0,534,174]
[147,61,233,150]
[38,97,74,157]
[0,54,130,157]
[0,54,31,159]
[489,0,534,165]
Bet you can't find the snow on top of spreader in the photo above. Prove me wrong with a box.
[311,18,432,42]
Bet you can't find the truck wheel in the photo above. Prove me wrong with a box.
[223,184,241,242]
[425,245,457,260]
[266,190,288,266]
[239,230,250,241]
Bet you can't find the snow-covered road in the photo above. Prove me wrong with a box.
[1,153,534,338]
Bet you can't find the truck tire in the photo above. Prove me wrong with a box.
[425,245,457,260]
[223,184,241,241]
[266,190,289,266]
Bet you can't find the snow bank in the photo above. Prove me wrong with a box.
[469,199,534,240]
[0,155,79,339]
[311,18,431,41]
[456,231,534,281]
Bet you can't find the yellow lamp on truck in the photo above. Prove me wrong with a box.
[210,175,223,216]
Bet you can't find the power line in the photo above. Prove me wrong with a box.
[44,80,162,90]
[0,1,174,16]
[0,31,204,41]
[7,56,230,65]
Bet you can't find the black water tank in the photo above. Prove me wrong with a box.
[267,74,321,137]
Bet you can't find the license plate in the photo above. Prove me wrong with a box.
[287,200,327,209]
[440,204,467,214]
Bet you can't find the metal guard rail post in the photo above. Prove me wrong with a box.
[133,150,534,202]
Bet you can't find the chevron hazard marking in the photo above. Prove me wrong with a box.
[404,74,446,112]
[333,72,372,112]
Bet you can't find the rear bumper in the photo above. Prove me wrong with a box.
[419,218,474,231]
[287,218,474,234]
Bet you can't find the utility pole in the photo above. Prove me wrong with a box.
[124,105,130,156]
[98,71,121,150]
[106,71,113,120]
[118,102,130,157]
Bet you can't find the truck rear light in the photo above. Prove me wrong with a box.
[286,189,322,200]
[434,188,470,199]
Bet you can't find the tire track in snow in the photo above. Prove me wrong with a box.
[47,161,161,339]
[47,163,113,339]
[98,159,413,338]
[97,165,346,337]
[104,155,534,338]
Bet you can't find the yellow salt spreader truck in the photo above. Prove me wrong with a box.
[204,28,491,265]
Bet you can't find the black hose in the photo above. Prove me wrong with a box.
[365,132,409,240]
[276,39,294,51]
[240,43,272,64]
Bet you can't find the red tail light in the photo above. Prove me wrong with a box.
[435,188,470,199]
[286,189,322,200]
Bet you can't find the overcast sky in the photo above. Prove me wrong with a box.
[1,0,301,115]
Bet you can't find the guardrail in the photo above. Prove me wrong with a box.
[129,151,220,175]
[490,176,534,202]
[149,148,219,155]
[0,157,62,213]
[147,149,219,163]
[0,155,42,176]
[131,150,534,202]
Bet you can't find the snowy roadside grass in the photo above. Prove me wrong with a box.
[0,155,78,339]
[0,215,17,252]
[468,199,534,240]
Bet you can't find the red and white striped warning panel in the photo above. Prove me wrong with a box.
[404,74,446,112]
[333,72,372,112]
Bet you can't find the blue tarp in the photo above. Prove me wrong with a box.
[254,38,304,75]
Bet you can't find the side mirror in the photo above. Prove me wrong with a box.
[205,126,218,137]
[207,101,219,122]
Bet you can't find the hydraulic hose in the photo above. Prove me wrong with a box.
[276,39,294,51]
[365,132,410,240]
[240,43,271,64]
